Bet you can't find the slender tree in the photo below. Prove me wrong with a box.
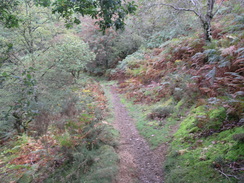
[149,0,224,41]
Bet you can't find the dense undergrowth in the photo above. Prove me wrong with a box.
[1,0,243,182]
[108,3,244,182]
[0,77,118,183]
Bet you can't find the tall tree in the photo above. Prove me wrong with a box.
[0,0,65,134]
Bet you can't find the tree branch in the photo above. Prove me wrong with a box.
[190,0,197,6]
[215,168,240,181]
[40,63,56,78]
[148,3,202,18]
[213,0,224,16]
[189,0,202,13]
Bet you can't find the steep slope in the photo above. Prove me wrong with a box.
[108,4,244,182]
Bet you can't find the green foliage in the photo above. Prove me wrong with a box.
[46,34,95,78]
[0,66,39,134]
[0,0,19,28]
[0,0,137,32]
[43,82,119,183]
[112,50,145,72]
[147,19,197,48]
[233,133,244,143]
[45,145,118,183]
[166,127,244,182]
[1,76,119,182]
[52,0,137,31]
[228,14,244,32]
[0,0,68,135]
[0,0,97,135]
[0,0,243,182]
[162,73,199,103]
[81,145,118,183]
[164,100,243,183]
[173,105,228,140]
[56,132,72,147]
[0,35,13,66]
[120,96,178,149]
[34,0,51,7]
[203,49,221,63]
[85,29,143,75]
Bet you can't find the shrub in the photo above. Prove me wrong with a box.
[85,29,143,75]
[31,111,50,137]
[148,106,174,120]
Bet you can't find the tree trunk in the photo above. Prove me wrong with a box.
[203,21,212,42]
[105,59,109,69]
[204,0,215,42]
[13,112,23,135]
[156,0,218,42]
[71,71,75,78]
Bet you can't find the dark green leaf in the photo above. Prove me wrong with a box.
[27,74,32,79]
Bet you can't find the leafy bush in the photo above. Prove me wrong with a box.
[46,34,96,78]
[109,50,145,78]
[84,29,143,75]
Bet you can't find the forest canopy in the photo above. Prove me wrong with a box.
[0,0,137,31]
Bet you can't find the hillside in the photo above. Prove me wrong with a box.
[106,1,244,182]
[0,0,243,182]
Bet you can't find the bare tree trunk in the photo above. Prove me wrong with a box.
[204,0,215,42]
[202,20,212,42]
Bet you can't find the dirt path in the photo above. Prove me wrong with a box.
[110,86,165,183]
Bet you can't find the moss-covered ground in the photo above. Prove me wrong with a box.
[120,93,243,182]
[165,104,243,183]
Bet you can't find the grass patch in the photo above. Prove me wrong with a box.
[80,145,118,183]
[43,81,119,183]
[45,144,118,183]
[101,81,118,125]
[120,96,179,149]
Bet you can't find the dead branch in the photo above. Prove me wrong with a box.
[147,3,202,18]
[215,168,240,181]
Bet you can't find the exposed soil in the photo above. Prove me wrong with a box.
[110,86,166,183]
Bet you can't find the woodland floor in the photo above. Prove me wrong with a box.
[110,86,167,183]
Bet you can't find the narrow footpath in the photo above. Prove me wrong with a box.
[110,86,165,183]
